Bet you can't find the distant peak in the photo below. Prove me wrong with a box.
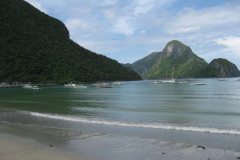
[209,58,240,77]
[211,58,229,63]
[166,40,186,47]
[163,40,191,58]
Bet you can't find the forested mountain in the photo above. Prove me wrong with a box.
[128,40,208,79]
[128,40,240,79]
[0,0,141,83]
[129,52,162,77]
[208,58,240,77]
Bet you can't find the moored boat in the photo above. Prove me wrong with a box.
[96,83,112,88]
[64,83,76,87]
[219,78,227,81]
[64,83,87,88]
[160,79,176,83]
[22,84,40,89]
[112,81,124,85]
[190,82,207,86]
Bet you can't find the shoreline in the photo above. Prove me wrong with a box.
[1,122,240,160]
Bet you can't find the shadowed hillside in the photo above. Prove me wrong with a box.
[0,0,141,83]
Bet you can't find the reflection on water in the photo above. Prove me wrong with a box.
[0,78,240,130]
[1,78,240,155]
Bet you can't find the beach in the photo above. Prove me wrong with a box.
[1,80,240,159]
[0,133,84,160]
[2,0,240,159]
[1,122,240,160]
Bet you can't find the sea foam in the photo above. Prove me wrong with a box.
[28,112,240,135]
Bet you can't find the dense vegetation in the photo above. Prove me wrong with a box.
[0,0,141,83]
[127,52,162,77]
[207,58,240,77]
[145,41,208,79]
[129,40,208,79]
[129,40,240,79]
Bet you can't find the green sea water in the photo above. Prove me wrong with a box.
[1,78,240,151]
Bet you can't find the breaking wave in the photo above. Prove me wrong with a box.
[28,112,240,135]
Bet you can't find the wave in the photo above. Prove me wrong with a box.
[27,112,240,135]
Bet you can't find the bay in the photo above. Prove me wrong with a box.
[1,78,240,152]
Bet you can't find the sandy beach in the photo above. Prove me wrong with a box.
[0,133,85,160]
[1,122,240,160]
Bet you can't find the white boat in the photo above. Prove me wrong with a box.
[74,84,87,89]
[159,68,177,83]
[152,78,176,84]
[96,83,112,88]
[0,82,10,87]
[113,81,124,85]
[64,83,87,88]
[64,83,76,87]
[152,80,161,84]
[190,82,207,86]
[177,80,187,84]
[219,78,227,81]
[32,85,40,89]
[22,84,40,89]
[160,79,176,83]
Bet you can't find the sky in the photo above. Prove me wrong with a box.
[24,0,240,68]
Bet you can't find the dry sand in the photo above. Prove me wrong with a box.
[0,133,85,160]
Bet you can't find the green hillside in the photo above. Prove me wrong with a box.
[129,52,162,77]
[0,0,141,83]
[208,58,240,77]
[129,40,240,79]
[144,40,208,79]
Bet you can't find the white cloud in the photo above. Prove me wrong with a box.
[21,0,240,67]
[215,37,240,57]
[113,17,136,36]
[102,9,115,19]
[133,0,175,16]
[65,18,89,31]
[166,5,240,34]
[99,0,118,7]
[64,17,103,41]
[24,0,48,13]
[133,0,155,16]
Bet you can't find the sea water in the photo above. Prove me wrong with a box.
[0,78,240,152]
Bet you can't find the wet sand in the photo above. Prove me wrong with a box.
[67,133,240,160]
[0,133,85,160]
[1,123,240,160]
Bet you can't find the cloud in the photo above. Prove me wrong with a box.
[22,0,240,68]
[113,17,136,36]
[133,0,173,16]
[65,18,89,32]
[166,4,240,34]
[133,0,155,16]
[24,0,48,13]
[99,0,118,7]
[215,37,240,57]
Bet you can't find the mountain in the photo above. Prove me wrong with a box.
[208,58,240,77]
[129,52,162,77]
[129,40,240,79]
[0,0,141,83]
[129,40,208,79]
